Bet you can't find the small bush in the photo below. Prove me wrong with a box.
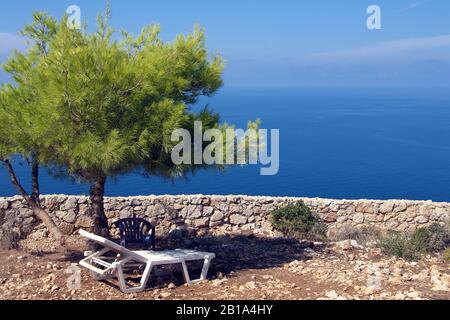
[331,224,381,245]
[379,223,450,260]
[419,223,450,252]
[444,248,450,262]
[379,231,425,260]
[271,202,327,241]
[0,228,20,250]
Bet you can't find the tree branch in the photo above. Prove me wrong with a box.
[1,158,34,205]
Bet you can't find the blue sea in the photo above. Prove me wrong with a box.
[2,87,450,202]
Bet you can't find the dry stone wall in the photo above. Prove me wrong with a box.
[0,195,449,238]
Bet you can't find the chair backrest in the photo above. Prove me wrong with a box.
[78,229,145,262]
[113,217,154,244]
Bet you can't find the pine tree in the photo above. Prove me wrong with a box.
[0,12,65,242]
[1,6,257,238]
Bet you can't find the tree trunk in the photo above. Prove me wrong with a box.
[1,158,65,243]
[88,175,110,237]
[31,205,65,240]
[31,158,40,205]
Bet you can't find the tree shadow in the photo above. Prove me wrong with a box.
[28,248,85,263]
[97,234,321,292]
[156,234,320,276]
[27,233,323,292]
[26,233,321,275]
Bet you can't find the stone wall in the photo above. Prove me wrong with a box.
[0,195,449,238]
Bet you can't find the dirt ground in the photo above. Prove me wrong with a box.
[0,232,449,300]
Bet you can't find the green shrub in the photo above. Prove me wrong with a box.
[379,223,450,260]
[271,202,327,241]
[379,231,425,261]
[331,224,381,245]
[420,223,450,252]
[444,248,450,262]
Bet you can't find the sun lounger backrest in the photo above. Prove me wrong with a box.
[79,229,146,262]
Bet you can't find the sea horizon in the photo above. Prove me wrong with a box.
[2,86,450,202]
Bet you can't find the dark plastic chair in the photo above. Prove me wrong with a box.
[113,216,156,250]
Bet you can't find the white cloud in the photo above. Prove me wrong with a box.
[0,32,25,54]
[399,0,432,12]
[303,34,450,64]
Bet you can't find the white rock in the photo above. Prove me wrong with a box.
[325,290,339,299]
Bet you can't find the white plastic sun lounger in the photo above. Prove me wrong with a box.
[78,229,215,293]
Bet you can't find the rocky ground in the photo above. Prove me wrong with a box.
[0,231,448,300]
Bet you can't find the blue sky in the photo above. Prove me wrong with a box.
[1,0,450,87]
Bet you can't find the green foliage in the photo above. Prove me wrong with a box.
[444,248,450,262]
[0,6,258,186]
[39,14,224,181]
[379,231,427,261]
[331,224,381,245]
[417,223,450,252]
[271,202,327,241]
[21,11,58,55]
[0,12,68,163]
[379,223,450,260]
